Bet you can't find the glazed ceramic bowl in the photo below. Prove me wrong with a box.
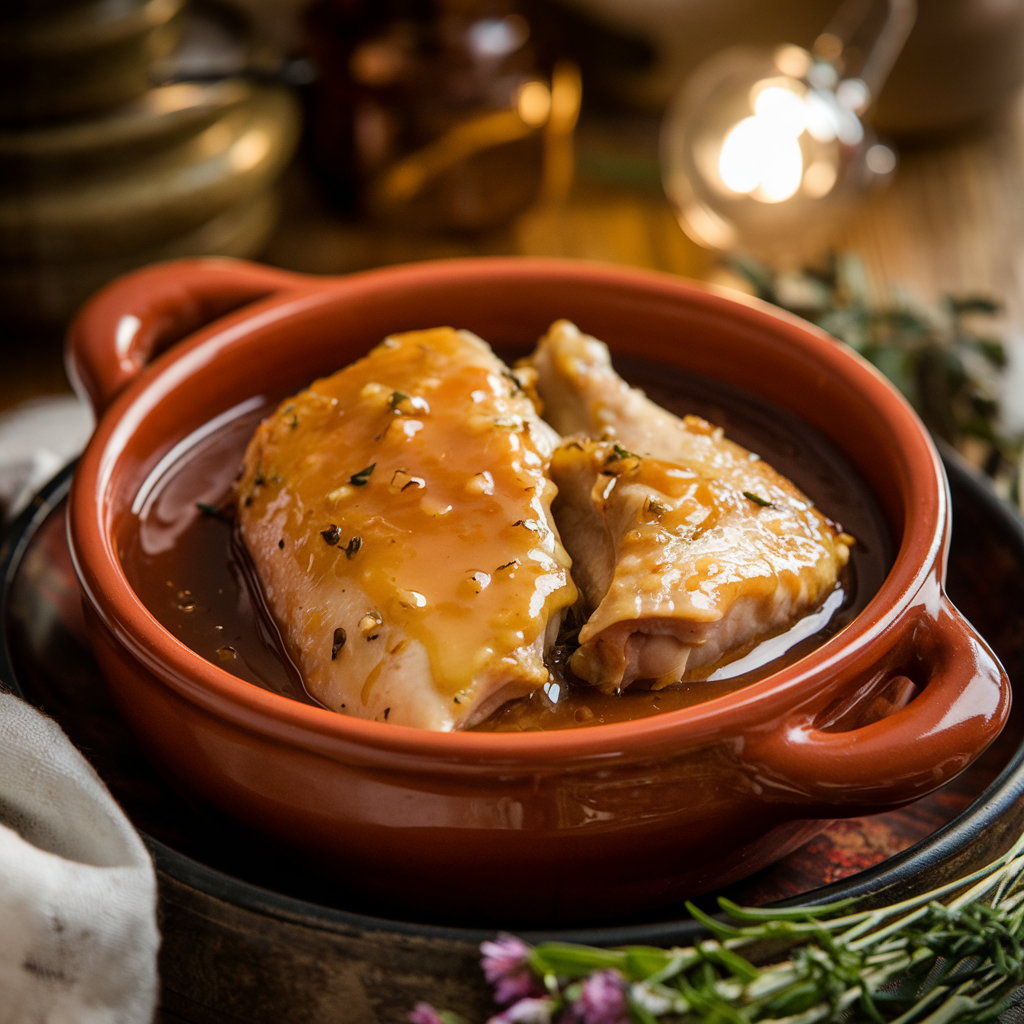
[66,256,1011,924]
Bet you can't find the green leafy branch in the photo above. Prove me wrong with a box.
[414,831,1024,1024]
[545,832,1023,1023]
[729,253,1023,504]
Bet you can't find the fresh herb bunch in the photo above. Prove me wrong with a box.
[412,830,1024,1024]
[729,253,1023,505]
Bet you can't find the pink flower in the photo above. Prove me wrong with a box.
[564,970,629,1024]
[481,933,531,982]
[408,1003,445,1024]
[481,933,542,1005]
[486,996,556,1024]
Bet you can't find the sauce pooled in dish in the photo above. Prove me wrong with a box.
[131,320,872,732]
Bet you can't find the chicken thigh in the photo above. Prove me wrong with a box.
[237,327,577,730]
[528,320,853,692]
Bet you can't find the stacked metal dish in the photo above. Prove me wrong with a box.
[0,0,299,323]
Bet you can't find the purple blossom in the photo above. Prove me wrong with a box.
[486,996,556,1024]
[408,1003,445,1024]
[481,933,542,1005]
[563,970,629,1024]
[481,934,531,982]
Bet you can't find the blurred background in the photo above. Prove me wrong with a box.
[7,0,1024,508]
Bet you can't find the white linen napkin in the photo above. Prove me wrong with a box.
[0,393,158,1022]
[0,395,92,524]
[0,681,159,1022]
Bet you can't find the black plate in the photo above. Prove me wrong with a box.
[2,452,1023,1024]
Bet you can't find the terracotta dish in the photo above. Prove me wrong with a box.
[66,257,1011,923]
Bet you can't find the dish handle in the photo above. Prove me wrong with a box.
[749,593,1011,810]
[66,257,308,418]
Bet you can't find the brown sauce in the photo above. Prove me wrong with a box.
[123,358,893,730]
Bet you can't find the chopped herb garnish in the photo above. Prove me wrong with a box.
[646,498,669,515]
[606,443,640,464]
[321,524,341,545]
[743,491,777,508]
[349,464,376,486]
[453,697,461,704]
[501,370,523,394]
[388,391,409,411]
[383,707,390,721]
[496,559,520,572]
[196,502,220,517]
[331,627,347,659]
[345,536,362,559]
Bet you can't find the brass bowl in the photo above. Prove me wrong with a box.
[0,0,186,122]
[0,84,298,261]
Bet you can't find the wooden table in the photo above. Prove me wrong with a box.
[6,98,1024,414]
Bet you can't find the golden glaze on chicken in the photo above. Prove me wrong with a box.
[236,328,577,730]
[529,320,853,692]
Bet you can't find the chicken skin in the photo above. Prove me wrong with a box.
[528,320,853,692]
[236,327,577,731]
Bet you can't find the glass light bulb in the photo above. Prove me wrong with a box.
[718,117,764,194]
[661,45,896,260]
[752,85,806,137]
[756,134,804,202]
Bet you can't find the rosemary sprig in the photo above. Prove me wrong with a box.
[730,253,1024,508]
[415,831,1024,1024]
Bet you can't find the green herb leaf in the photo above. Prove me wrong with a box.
[742,491,776,508]
[621,946,676,981]
[331,628,346,659]
[684,901,743,940]
[437,1012,468,1024]
[949,296,1000,316]
[529,943,625,978]
[606,443,640,464]
[345,536,362,559]
[350,464,376,486]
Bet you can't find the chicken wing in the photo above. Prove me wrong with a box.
[236,327,577,730]
[529,320,853,692]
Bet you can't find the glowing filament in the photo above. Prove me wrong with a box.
[716,99,802,203]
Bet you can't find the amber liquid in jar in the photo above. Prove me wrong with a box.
[124,358,892,730]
